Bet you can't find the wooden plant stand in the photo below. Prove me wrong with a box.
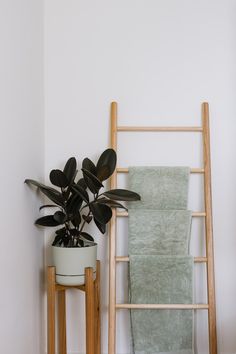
[47,260,101,354]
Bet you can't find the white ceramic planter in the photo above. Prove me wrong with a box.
[52,243,97,286]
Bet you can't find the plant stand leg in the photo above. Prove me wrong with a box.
[85,267,95,354]
[95,261,101,354]
[58,289,67,354]
[47,267,56,354]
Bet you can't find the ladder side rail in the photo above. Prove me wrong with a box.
[108,102,118,354]
[202,102,217,354]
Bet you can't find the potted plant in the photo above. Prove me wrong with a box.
[25,148,140,285]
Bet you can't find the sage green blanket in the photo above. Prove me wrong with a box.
[129,256,193,354]
[128,167,190,210]
[129,210,192,256]
[128,167,193,354]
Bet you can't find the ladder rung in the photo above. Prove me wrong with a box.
[117,167,205,174]
[116,256,207,263]
[116,303,209,309]
[56,284,86,291]
[117,126,203,132]
[117,211,206,217]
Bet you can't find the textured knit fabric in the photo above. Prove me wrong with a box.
[129,255,193,354]
[128,167,193,354]
[128,167,190,210]
[129,209,192,256]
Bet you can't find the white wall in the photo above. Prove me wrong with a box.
[44,1,236,353]
[0,1,44,354]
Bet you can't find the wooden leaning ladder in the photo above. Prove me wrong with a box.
[108,102,217,354]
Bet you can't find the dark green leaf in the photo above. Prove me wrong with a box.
[80,232,94,242]
[103,189,141,201]
[55,234,68,246]
[82,168,103,194]
[35,215,61,227]
[69,228,80,236]
[71,213,81,227]
[82,158,97,175]
[77,239,84,247]
[25,179,52,190]
[72,184,89,203]
[97,198,127,210]
[63,186,71,201]
[94,218,106,234]
[90,203,112,224]
[66,194,83,214]
[39,204,59,211]
[41,187,64,206]
[82,214,93,223]
[52,234,64,246]
[56,227,67,235]
[53,211,66,224]
[63,237,69,247]
[50,169,69,188]
[96,149,117,181]
[77,178,87,190]
[63,157,77,184]
[53,228,67,246]
[25,179,66,206]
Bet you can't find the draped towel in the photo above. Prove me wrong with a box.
[128,167,193,354]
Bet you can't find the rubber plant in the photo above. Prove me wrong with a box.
[25,149,140,247]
